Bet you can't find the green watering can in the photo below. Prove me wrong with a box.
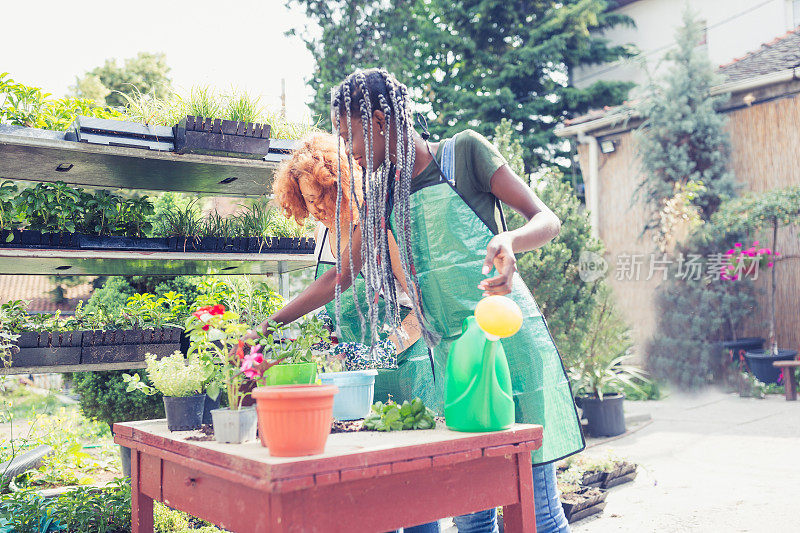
[444,296,523,432]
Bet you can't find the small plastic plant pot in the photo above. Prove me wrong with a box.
[211,407,258,444]
[252,384,338,457]
[260,362,317,386]
[162,394,205,431]
[319,369,377,421]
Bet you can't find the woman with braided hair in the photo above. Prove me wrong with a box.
[259,68,583,533]
[270,132,439,410]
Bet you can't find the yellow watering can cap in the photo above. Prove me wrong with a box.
[474,295,523,338]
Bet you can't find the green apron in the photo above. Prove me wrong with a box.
[389,139,584,465]
[314,227,442,412]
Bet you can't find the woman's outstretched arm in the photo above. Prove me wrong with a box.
[260,224,364,333]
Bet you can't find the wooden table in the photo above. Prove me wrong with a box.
[114,419,543,532]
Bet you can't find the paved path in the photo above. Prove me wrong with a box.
[572,390,800,533]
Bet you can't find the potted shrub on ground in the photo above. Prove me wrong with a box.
[124,351,206,431]
[713,189,800,383]
[569,289,650,438]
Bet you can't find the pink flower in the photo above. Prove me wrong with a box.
[753,240,759,246]
[726,249,735,255]
[775,252,781,256]
[767,262,774,267]
[758,248,770,255]
[734,243,742,247]
[240,347,265,379]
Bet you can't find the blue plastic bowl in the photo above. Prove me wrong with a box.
[320,370,378,420]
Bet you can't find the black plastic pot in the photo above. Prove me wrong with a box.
[10,330,83,368]
[721,337,765,352]
[80,326,181,364]
[173,115,271,159]
[78,234,171,252]
[744,349,798,384]
[202,393,221,425]
[579,393,626,437]
[163,394,205,431]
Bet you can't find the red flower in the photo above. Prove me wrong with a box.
[210,304,225,316]
[237,340,245,360]
[202,324,210,331]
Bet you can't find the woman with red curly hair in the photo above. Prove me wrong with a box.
[271,132,439,410]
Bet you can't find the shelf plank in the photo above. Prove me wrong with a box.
[0,248,315,276]
[0,361,147,376]
[0,125,297,196]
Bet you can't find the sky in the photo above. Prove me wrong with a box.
[1,0,318,122]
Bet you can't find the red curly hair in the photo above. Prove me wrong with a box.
[272,132,362,225]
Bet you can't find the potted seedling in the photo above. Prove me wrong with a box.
[569,290,650,437]
[124,351,206,431]
[256,317,329,386]
[185,304,260,443]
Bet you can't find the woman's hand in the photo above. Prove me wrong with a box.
[479,232,517,296]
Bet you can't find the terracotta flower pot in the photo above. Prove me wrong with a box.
[252,384,338,457]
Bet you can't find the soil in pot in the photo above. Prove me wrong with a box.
[261,362,317,386]
[163,394,205,431]
[252,384,338,457]
[579,393,626,437]
[745,350,798,384]
[211,407,257,443]
[320,369,377,421]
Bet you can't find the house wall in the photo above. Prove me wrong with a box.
[573,0,798,90]
[577,91,800,357]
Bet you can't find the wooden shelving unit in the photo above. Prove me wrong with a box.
[0,124,310,374]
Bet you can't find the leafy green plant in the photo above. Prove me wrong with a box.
[0,180,21,238]
[125,351,204,398]
[193,276,283,329]
[121,292,186,329]
[569,287,650,399]
[70,370,165,431]
[183,305,251,408]
[0,490,62,532]
[363,398,436,431]
[50,478,131,532]
[259,316,330,366]
[15,182,84,233]
[1,72,122,131]
[161,199,203,248]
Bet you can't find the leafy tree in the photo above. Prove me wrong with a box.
[70,52,172,107]
[634,9,739,250]
[289,0,635,173]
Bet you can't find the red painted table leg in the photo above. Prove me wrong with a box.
[502,452,536,533]
[131,449,154,533]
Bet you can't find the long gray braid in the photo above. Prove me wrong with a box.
[332,68,441,350]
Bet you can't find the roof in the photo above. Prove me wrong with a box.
[719,26,800,83]
[0,275,94,313]
[562,26,800,131]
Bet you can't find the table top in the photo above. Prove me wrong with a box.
[114,419,542,492]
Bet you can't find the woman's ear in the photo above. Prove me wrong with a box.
[372,109,386,137]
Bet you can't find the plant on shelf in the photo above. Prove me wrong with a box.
[0,180,21,240]
[121,292,187,329]
[161,199,203,250]
[123,351,206,431]
[194,276,284,330]
[16,181,84,234]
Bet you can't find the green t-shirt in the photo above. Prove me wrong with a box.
[410,129,508,234]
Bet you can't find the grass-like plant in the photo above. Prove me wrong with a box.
[124,351,204,398]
